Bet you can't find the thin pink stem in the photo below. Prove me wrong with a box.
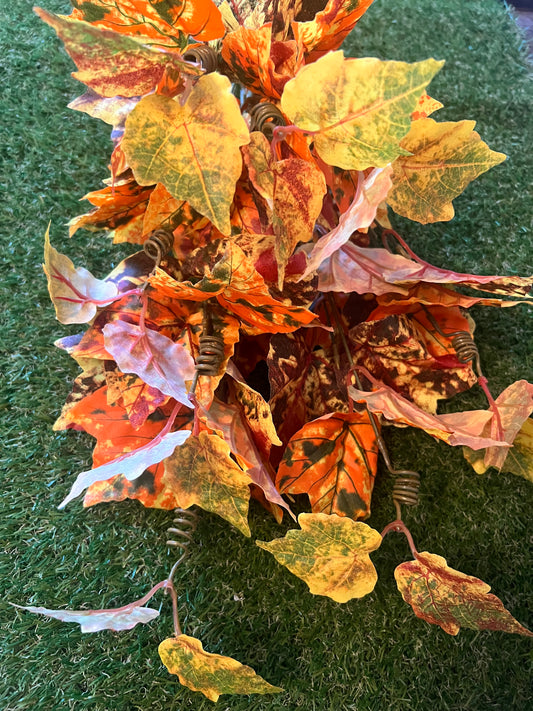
[478,375,505,441]
[381,519,419,557]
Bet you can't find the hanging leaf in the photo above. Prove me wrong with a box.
[257,513,382,602]
[501,418,533,484]
[277,412,378,519]
[159,634,282,701]
[395,551,532,636]
[164,431,252,536]
[35,8,202,98]
[122,75,250,235]
[388,118,506,223]
[281,51,443,170]
[68,89,139,128]
[43,226,119,324]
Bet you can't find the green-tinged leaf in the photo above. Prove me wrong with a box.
[159,635,283,702]
[281,51,443,170]
[395,551,532,636]
[388,118,506,223]
[501,418,533,483]
[123,75,249,234]
[257,513,382,602]
[164,431,251,536]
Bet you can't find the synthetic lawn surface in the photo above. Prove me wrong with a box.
[0,0,531,709]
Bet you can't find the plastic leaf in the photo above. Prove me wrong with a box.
[164,431,252,536]
[388,118,506,223]
[159,634,282,702]
[68,90,139,128]
[257,513,382,602]
[122,75,249,235]
[277,412,378,519]
[106,369,169,430]
[502,418,533,483]
[43,226,118,324]
[103,321,196,407]
[281,51,443,170]
[35,8,202,98]
[411,93,443,120]
[395,551,532,636]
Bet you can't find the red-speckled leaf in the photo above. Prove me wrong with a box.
[395,551,532,636]
[35,8,202,98]
[106,368,169,429]
[69,0,225,45]
[463,380,533,473]
[277,412,378,519]
[411,93,443,120]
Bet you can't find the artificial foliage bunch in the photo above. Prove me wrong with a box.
[17,0,533,702]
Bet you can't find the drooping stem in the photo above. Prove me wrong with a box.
[163,579,182,637]
[381,519,419,558]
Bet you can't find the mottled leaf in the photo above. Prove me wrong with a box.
[411,93,443,120]
[123,75,249,234]
[395,551,532,636]
[106,368,168,429]
[388,118,506,223]
[281,51,443,170]
[43,226,118,324]
[501,418,533,483]
[257,512,382,602]
[164,431,252,536]
[159,634,282,701]
[68,89,139,128]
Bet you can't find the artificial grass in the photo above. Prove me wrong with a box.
[0,0,531,709]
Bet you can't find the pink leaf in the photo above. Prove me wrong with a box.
[103,321,196,407]
[10,603,158,633]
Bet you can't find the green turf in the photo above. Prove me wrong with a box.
[0,1,531,709]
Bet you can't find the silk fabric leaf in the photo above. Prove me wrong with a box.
[68,90,139,128]
[35,8,202,98]
[43,226,118,324]
[395,552,532,636]
[159,635,282,701]
[122,75,249,234]
[106,369,169,429]
[281,51,443,170]
[411,93,443,120]
[257,512,382,602]
[388,118,506,223]
[277,412,378,519]
[501,418,533,483]
[164,431,252,536]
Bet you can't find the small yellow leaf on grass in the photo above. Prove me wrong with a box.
[257,513,382,602]
[159,635,283,702]
[388,118,506,223]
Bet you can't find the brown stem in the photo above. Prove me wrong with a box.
[381,519,418,558]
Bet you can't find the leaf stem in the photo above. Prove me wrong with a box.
[381,519,418,557]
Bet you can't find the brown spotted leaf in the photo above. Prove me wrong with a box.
[395,551,532,636]
[159,635,282,702]
[257,512,382,602]
[276,412,378,519]
[122,75,249,234]
[501,418,533,484]
[388,118,506,223]
[164,431,252,536]
[106,369,168,430]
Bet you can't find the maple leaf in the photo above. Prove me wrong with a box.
[463,380,533,474]
[164,431,252,536]
[281,51,443,170]
[35,8,202,98]
[122,75,250,235]
[106,368,169,430]
[302,166,393,278]
[53,359,108,431]
[43,226,119,324]
[277,412,378,519]
[388,118,506,223]
[257,513,382,602]
[103,321,196,407]
[292,0,375,60]
[501,418,533,483]
[69,0,225,45]
[395,551,532,636]
[68,89,139,129]
[411,93,443,121]
[159,634,282,701]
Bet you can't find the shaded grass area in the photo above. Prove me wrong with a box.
[0,0,531,709]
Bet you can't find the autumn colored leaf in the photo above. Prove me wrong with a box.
[43,226,119,324]
[69,178,153,244]
[395,551,532,636]
[281,51,443,170]
[221,24,304,100]
[411,93,443,120]
[501,418,533,483]
[159,634,282,701]
[302,166,392,278]
[106,368,169,430]
[348,378,509,449]
[122,75,249,235]
[277,412,378,519]
[463,380,533,474]
[35,8,202,98]
[69,0,225,45]
[388,118,506,223]
[103,321,196,407]
[54,359,108,431]
[164,431,252,536]
[68,89,139,129]
[292,0,375,60]
[257,513,382,602]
